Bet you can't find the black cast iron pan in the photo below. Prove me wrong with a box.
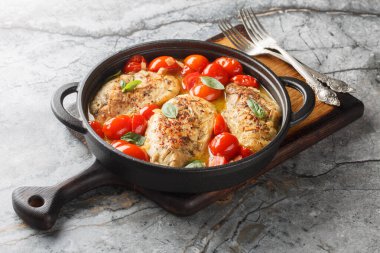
[12,40,315,229]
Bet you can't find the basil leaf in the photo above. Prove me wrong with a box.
[105,70,122,82]
[162,102,178,119]
[120,132,146,146]
[185,160,205,168]
[247,98,266,119]
[121,79,141,92]
[200,76,225,90]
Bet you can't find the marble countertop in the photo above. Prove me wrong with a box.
[0,0,379,252]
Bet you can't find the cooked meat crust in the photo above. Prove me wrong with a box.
[222,83,281,152]
[144,94,216,167]
[90,70,181,123]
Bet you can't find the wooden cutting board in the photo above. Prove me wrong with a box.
[74,25,364,216]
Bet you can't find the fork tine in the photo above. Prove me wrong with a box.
[219,19,253,50]
[218,20,246,49]
[239,9,262,42]
[247,7,270,37]
[225,20,255,47]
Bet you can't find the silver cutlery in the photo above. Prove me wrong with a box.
[218,9,355,106]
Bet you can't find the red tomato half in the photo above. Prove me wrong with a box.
[182,72,200,90]
[111,140,149,161]
[140,104,159,120]
[209,132,240,159]
[208,156,228,166]
[184,54,209,73]
[214,114,228,135]
[240,146,253,158]
[102,115,132,140]
[190,83,222,101]
[215,57,243,76]
[201,63,230,85]
[231,75,259,88]
[123,54,147,73]
[131,114,147,135]
[148,56,180,72]
[89,120,104,138]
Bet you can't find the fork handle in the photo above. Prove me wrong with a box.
[254,49,354,93]
[271,46,340,106]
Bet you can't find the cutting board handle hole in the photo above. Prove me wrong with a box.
[28,195,44,208]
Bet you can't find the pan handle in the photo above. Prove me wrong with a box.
[280,77,315,127]
[12,160,128,230]
[51,82,87,134]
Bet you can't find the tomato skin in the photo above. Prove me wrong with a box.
[215,57,243,76]
[131,114,147,135]
[140,104,159,120]
[231,75,259,88]
[123,54,146,73]
[214,114,228,135]
[182,72,201,90]
[89,121,104,138]
[208,155,228,166]
[240,146,253,158]
[184,54,209,73]
[201,63,230,85]
[181,65,197,76]
[209,132,240,159]
[102,115,132,140]
[190,82,222,101]
[148,56,180,72]
[111,140,149,161]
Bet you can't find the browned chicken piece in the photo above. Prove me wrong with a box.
[144,94,217,167]
[222,83,281,153]
[90,70,181,123]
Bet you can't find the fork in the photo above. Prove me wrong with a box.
[218,19,355,95]
[219,10,346,106]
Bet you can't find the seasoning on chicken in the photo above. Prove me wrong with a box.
[222,83,281,152]
[90,70,181,123]
[144,94,216,167]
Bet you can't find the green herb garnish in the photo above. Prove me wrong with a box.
[121,79,141,92]
[200,76,225,90]
[120,132,146,146]
[105,70,122,82]
[184,160,205,168]
[162,102,178,119]
[247,98,266,119]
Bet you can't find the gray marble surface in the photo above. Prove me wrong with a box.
[0,0,379,252]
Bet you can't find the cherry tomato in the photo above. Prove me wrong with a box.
[209,132,240,159]
[182,72,201,90]
[208,156,228,166]
[123,54,147,73]
[190,82,222,101]
[240,146,253,158]
[131,114,147,135]
[102,115,132,140]
[181,65,197,76]
[201,63,230,85]
[140,104,159,120]
[184,54,209,73]
[89,120,104,138]
[148,56,180,72]
[231,75,259,88]
[213,114,228,136]
[215,57,243,76]
[111,140,149,161]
